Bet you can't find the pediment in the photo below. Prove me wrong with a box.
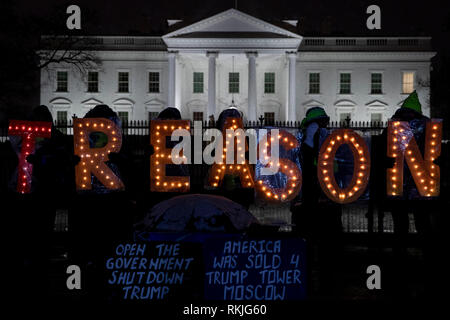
[81,98,103,105]
[365,99,388,107]
[186,99,207,109]
[163,9,300,39]
[260,99,282,108]
[302,99,324,106]
[50,97,72,104]
[334,99,356,107]
[112,97,135,105]
[144,98,166,106]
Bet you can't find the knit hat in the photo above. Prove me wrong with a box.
[300,106,329,128]
[157,107,181,120]
[400,90,422,114]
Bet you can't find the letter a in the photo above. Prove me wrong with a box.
[66,5,81,30]
[66,265,81,290]
[366,5,381,30]
[366,265,381,290]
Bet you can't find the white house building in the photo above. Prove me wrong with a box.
[40,8,435,125]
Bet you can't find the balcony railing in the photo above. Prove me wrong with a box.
[40,35,167,51]
[40,35,432,52]
[299,37,432,52]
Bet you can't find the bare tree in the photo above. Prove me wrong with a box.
[38,35,101,75]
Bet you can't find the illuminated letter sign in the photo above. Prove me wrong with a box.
[256,130,302,202]
[8,120,52,193]
[208,118,254,188]
[150,120,190,192]
[387,120,442,197]
[317,129,370,203]
[73,118,124,190]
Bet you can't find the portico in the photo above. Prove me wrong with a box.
[162,9,302,122]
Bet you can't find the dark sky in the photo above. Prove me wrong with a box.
[10,0,450,39]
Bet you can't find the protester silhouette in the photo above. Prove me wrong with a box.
[69,104,133,298]
[212,108,253,209]
[7,105,73,298]
[378,91,439,296]
[291,106,342,296]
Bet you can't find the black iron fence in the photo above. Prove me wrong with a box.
[2,119,447,235]
[49,118,387,151]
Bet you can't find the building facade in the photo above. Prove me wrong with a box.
[40,9,435,124]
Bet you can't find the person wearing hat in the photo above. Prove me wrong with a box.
[297,106,330,213]
[392,90,428,122]
[377,90,438,295]
[213,108,253,209]
[385,90,430,241]
[293,106,342,296]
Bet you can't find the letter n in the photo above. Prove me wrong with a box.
[387,120,442,197]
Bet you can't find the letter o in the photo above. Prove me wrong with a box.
[317,129,370,204]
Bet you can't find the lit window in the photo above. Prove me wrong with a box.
[309,73,320,94]
[264,72,275,93]
[402,72,414,94]
[148,72,160,93]
[56,71,68,92]
[371,73,382,94]
[339,73,351,94]
[193,72,204,93]
[87,72,98,92]
[118,72,129,93]
[229,72,239,93]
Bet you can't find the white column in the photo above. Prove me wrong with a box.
[167,51,177,108]
[287,52,297,122]
[207,51,218,118]
[246,52,258,121]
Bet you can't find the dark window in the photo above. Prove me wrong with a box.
[309,73,320,94]
[118,72,129,92]
[193,112,204,122]
[56,71,68,92]
[149,72,160,93]
[56,111,68,134]
[264,72,275,93]
[371,113,382,123]
[264,112,275,125]
[339,73,351,94]
[340,113,351,123]
[148,112,159,121]
[193,72,204,93]
[371,73,382,94]
[229,72,239,93]
[118,111,129,124]
[87,72,98,92]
